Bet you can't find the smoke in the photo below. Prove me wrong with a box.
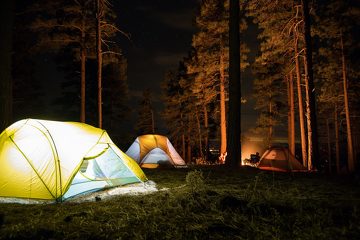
[241,137,265,163]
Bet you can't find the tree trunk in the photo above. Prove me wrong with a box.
[187,126,192,164]
[195,109,203,159]
[203,104,209,161]
[226,0,241,167]
[295,36,307,166]
[96,0,103,128]
[181,112,186,160]
[268,99,273,148]
[289,73,295,156]
[0,0,14,131]
[80,29,86,123]
[302,0,319,170]
[80,3,86,123]
[182,133,186,160]
[151,109,155,133]
[334,104,340,173]
[287,76,291,152]
[220,47,227,156]
[340,30,354,172]
[303,56,311,170]
[326,118,332,173]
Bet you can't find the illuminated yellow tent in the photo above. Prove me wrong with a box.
[126,134,186,168]
[0,119,147,201]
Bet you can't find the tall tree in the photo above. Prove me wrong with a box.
[340,31,354,172]
[287,73,295,156]
[226,0,241,167]
[248,1,291,149]
[252,60,285,148]
[29,0,119,125]
[96,0,104,128]
[314,0,359,173]
[162,69,187,159]
[29,0,95,123]
[135,89,155,135]
[102,54,130,146]
[301,0,319,170]
[188,0,248,164]
[190,0,230,159]
[0,0,14,131]
[294,28,307,166]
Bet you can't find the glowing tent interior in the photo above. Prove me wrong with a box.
[0,119,147,202]
[126,134,186,168]
[257,147,307,172]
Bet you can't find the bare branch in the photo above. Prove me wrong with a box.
[102,51,122,56]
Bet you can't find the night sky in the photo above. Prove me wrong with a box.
[115,0,199,97]
[113,0,200,133]
[3,0,260,135]
[114,0,259,133]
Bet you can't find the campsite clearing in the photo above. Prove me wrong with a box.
[0,167,359,239]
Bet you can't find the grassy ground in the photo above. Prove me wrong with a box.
[0,166,359,239]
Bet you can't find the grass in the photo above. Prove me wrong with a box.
[0,166,360,239]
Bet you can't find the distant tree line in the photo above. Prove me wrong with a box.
[248,0,359,173]
[162,0,359,173]
[1,0,132,147]
[162,0,249,164]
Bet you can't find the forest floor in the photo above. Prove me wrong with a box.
[0,166,359,239]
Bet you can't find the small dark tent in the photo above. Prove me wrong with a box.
[257,147,307,172]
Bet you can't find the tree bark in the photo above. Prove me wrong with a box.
[0,0,14,131]
[288,76,291,152]
[334,104,340,173]
[80,18,86,123]
[340,30,354,172]
[182,133,186,160]
[226,0,241,167]
[289,73,295,156]
[303,56,311,170]
[220,47,227,156]
[151,109,155,133]
[326,118,332,173]
[181,112,186,160]
[302,0,319,170]
[187,125,192,164]
[294,36,307,166]
[287,73,295,155]
[96,0,103,128]
[195,109,203,159]
[203,104,209,161]
[268,98,273,148]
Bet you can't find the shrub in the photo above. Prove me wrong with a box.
[186,170,206,194]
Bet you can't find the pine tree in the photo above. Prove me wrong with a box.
[10,1,45,122]
[162,70,187,159]
[248,0,292,149]
[301,0,319,170]
[135,89,155,135]
[314,0,359,172]
[188,0,249,164]
[28,0,119,125]
[0,0,14,131]
[102,54,130,146]
[162,58,201,163]
[29,0,96,122]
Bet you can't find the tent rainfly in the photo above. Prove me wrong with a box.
[0,119,147,202]
[257,147,307,172]
[126,134,186,168]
